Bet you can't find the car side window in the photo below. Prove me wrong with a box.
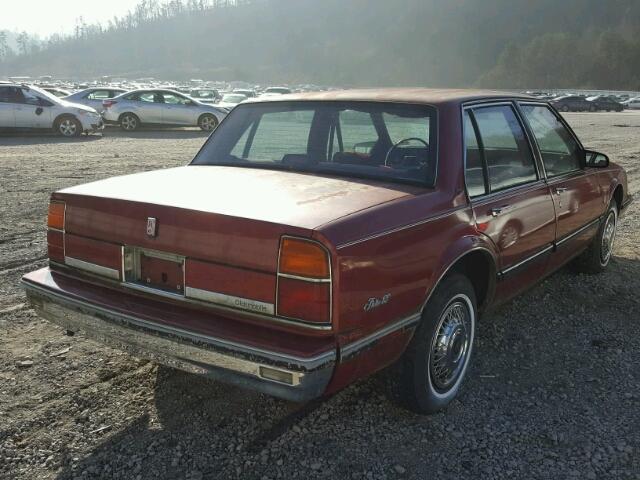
[20,89,43,106]
[471,105,538,193]
[162,93,191,105]
[139,92,157,103]
[0,87,15,103]
[463,111,487,198]
[520,104,582,177]
[86,90,111,100]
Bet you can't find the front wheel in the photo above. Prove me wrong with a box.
[390,273,477,414]
[56,116,82,137]
[198,114,219,132]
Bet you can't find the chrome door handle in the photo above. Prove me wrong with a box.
[490,205,510,217]
[555,187,568,194]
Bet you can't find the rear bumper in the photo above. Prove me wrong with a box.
[22,270,335,402]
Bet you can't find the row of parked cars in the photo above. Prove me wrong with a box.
[0,81,294,137]
[528,92,640,112]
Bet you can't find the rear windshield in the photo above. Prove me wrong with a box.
[191,101,438,186]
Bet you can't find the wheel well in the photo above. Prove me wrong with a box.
[612,185,623,212]
[449,250,496,311]
[119,112,139,121]
[198,112,216,122]
[54,113,77,126]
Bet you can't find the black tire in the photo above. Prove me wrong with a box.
[572,201,618,274]
[119,113,140,131]
[560,105,570,112]
[589,105,597,112]
[198,113,219,132]
[390,273,477,414]
[55,116,82,137]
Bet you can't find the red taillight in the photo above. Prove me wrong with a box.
[47,201,65,230]
[276,237,331,324]
[102,100,117,108]
[47,201,65,263]
[277,277,330,324]
[47,229,64,263]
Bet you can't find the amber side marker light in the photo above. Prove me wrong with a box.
[279,237,329,279]
[47,201,65,230]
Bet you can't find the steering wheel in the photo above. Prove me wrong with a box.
[384,137,429,167]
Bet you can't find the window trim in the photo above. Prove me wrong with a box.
[516,101,586,179]
[462,100,542,201]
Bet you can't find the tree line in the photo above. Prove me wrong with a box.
[1,0,639,91]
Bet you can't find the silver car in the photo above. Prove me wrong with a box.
[64,87,127,113]
[0,84,103,137]
[102,89,228,131]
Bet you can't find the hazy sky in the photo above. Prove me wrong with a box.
[1,0,140,37]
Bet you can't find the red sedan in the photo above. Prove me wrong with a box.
[23,89,633,414]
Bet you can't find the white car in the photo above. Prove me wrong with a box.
[623,97,640,110]
[217,93,248,110]
[0,84,103,137]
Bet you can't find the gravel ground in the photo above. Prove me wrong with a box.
[0,113,638,480]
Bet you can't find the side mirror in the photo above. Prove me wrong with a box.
[584,150,609,168]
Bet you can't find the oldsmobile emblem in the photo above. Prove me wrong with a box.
[146,217,158,238]
[364,293,391,312]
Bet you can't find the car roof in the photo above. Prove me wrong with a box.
[244,88,535,107]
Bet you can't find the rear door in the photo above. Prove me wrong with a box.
[464,103,556,301]
[519,103,604,267]
[135,91,165,123]
[0,86,16,127]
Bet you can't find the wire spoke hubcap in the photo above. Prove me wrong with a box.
[429,300,472,392]
[600,211,616,264]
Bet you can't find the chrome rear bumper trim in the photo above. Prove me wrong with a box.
[22,279,335,402]
[65,256,120,280]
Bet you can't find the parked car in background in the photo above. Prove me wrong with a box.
[190,88,220,104]
[0,84,103,136]
[102,89,227,131]
[586,96,624,112]
[217,93,247,109]
[550,95,592,112]
[64,87,127,113]
[23,89,632,414]
[622,97,640,110]
[263,86,292,95]
[232,88,256,98]
[42,87,72,98]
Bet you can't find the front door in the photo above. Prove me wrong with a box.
[14,88,52,128]
[519,104,605,267]
[464,104,556,302]
[160,92,196,125]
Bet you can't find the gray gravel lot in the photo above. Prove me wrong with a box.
[0,113,639,480]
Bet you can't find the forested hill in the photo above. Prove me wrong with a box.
[1,0,639,90]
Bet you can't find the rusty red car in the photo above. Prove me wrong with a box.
[22,89,633,413]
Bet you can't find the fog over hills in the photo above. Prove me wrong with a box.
[1,0,639,89]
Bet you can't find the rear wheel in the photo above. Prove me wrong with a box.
[120,113,139,131]
[56,116,82,137]
[390,274,477,414]
[572,201,618,273]
[589,105,597,112]
[560,105,570,112]
[198,114,218,132]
